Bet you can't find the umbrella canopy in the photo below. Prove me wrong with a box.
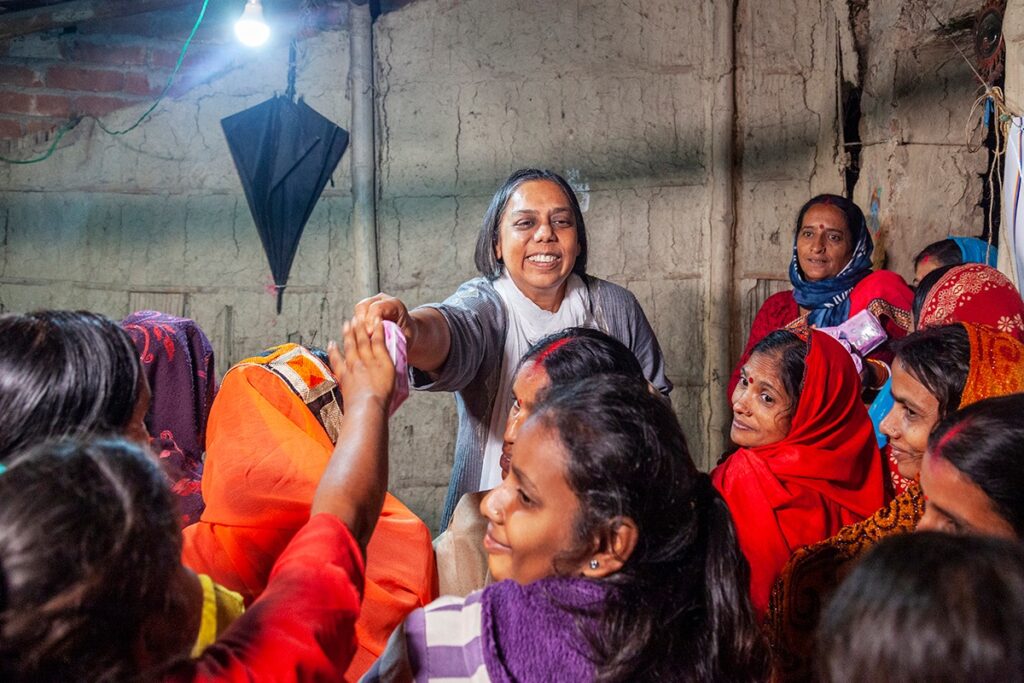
[222,96,349,312]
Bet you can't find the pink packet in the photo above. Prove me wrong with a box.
[382,320,410,416]
[818,309,887,356]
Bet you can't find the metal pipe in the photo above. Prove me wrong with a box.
[349,0,379,297]
[702,0,737,468]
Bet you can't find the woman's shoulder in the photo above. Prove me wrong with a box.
[750,290,799,331]
[584,274,638,302]
[852,270,913,301]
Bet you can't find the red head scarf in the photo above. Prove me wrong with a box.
[712,331,885,614]
[182,343,437,679]
[919,264,1024,342]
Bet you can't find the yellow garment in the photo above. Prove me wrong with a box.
[190,573,246,658]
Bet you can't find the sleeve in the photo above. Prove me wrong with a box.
[409,279,503,393]
[359,621,416,683]
[728,292,798,397]
[623,289,673,397]
[167,514,366,683]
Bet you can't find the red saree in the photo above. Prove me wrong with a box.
[712,331,885,615]
[729,270,913,396]
[181,344,437,680]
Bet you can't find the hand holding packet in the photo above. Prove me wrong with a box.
[817,309,887,356]
[382,320,410,416]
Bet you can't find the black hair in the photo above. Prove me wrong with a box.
[533,375,768,682]
[0,310,141,463]
[473,168,589,279]
[519,327,643,385]
[0,438,183,682]
[890,324,970,418]
[913,238,963,271]
[748,329,808,412]
[817,532,1024,683]
[927,394,1024,537]
[912,263,958,327]
[794,193,867,243]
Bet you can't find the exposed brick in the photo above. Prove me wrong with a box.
[0,117,23,139]
[46,65,126,93]
[78,7,212,41]
[23,117,65,137]
[72,94,143,118]
[124,71,164,97]
[0,92,71,117]
[0,64,42,88]
[60,41,149,67]
[149,42,231,71]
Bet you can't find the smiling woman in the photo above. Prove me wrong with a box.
[713,329,886,616]
[729,194,914,399]
[365,376,768,682]
[767,322,1024,679]
[352,169,671,529]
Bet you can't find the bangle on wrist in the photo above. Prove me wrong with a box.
[866,359,890,390]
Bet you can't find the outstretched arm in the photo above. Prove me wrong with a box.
[353,293,451,372]
[312,319,395,554]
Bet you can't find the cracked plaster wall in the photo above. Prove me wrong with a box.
[853,0,988,276]
[0,0,989,532]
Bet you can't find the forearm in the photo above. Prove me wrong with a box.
[310,400,389,553]
[407,308,451,372]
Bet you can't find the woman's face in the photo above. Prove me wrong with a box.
[495,179,581,311]
[796,203,854,282]
[501,362,550,479]
[918,450,1017,539]
[879,362,940,480]
[730,351,794,448]
[481,417,583,584]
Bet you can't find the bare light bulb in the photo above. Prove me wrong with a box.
[235,0,270,47]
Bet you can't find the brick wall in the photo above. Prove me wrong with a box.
[0,4,243,151]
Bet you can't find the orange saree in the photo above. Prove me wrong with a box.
[181,344,437,680]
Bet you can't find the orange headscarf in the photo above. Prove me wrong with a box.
[181,344,438,680]
[960,322,1024,407]
[712,331,885,615]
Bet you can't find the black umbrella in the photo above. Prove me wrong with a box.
[222,95,349,313]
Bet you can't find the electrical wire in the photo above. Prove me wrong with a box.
[0,0,211,164]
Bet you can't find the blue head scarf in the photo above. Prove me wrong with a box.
[951,236,998,266]
[789,194,874,328]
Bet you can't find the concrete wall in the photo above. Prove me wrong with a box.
[0,0,991,532]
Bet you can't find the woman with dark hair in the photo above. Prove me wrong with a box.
[0,310,247,659]
[919,393,1024,538]
[0,310,149,461]
[767,322,1024,680]
[912,236,997,285]
[0,319,400,681]
[366,375,767,682]
[122,310,218,526]
[353,168,670,529]
[817,533,1024,683]
[713,329,885,616]
[869,262,1024,490]
[434,327,646,596]
[730,194,913,397]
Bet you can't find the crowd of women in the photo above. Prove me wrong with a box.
[2,169,1024,682]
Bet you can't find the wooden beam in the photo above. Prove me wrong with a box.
[0,0,199,42]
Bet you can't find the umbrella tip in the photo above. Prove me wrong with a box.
[276,285,285,314]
